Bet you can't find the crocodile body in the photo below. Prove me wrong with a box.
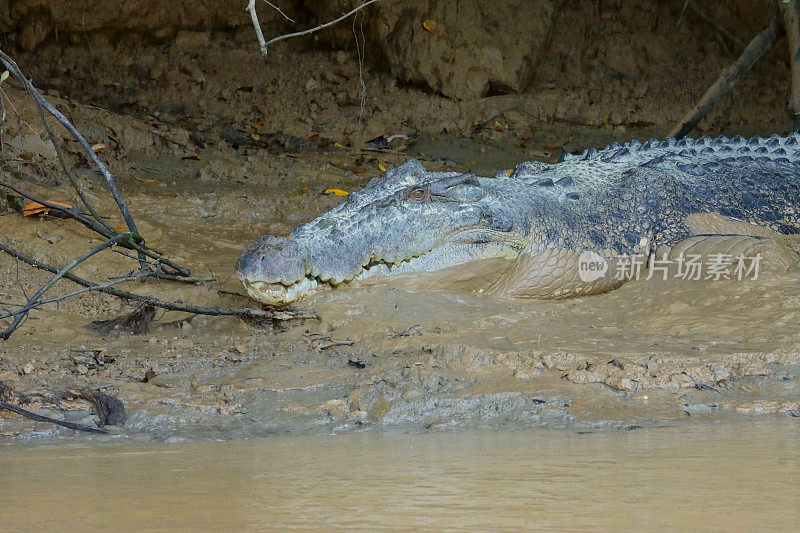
[236,133,800,305]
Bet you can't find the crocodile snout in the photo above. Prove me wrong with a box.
[235,235,307,286]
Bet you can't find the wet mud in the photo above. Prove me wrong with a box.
[1,3,799,441]
[2,134,800,441]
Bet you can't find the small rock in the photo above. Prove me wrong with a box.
[76,364,88,375]
[22,362,35,375]
[348,357,367,369]
[35,229,62,244]
[513,369,531,382]
[231,343,247,355]
[647,358,660,377]
[316,399,349,420]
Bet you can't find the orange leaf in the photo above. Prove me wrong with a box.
[22,200,72,217]
[91,142,106,153]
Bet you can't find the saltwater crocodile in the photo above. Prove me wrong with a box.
[236,133,800,305]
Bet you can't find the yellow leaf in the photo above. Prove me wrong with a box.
[324,188,349,197]
[132,176,158,183]
[334,142,346,149]
[378,162,387,172]
[504,169,513,177]
[297,187,310,195]
[423,19,441,33]
[114,225,126,232]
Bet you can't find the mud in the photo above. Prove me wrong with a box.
[1,2,800,442]
[3,135,800,441]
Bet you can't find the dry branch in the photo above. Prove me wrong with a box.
[670,21,778,139]
[0,234,131,339]
[0,242,318,324]
[249,0,382,54]
[0,50,139,237]
[0,398,107,434]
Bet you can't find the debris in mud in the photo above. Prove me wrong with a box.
[348,357,368,369]
[0,380,124,434]
[70,389,127,428]
[389,325,422,338]
[35,228,62,244]
[364,134,413,152]
[302,332,354,350]
[68,349,115,374]
[86,303,157,337]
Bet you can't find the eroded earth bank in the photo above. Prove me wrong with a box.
[1,0,799,441]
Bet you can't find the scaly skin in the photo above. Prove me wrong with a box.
[236,133,800,305]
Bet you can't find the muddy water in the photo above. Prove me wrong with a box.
[3,420,799,530]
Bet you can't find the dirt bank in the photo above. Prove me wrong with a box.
[1,1,799,441]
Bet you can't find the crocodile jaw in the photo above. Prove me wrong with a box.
[237,240,520,305]
[238,276,320,305]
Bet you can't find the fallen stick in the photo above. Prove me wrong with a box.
[669,21,778,139]
[781,0,800,131]
[0,399,107,434]
[0,233,131,339]
[0,242,318,322]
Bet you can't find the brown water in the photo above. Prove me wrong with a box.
[3,420,798,531]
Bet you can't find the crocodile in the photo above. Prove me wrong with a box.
[236,133,800,305]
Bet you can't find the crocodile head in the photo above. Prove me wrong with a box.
[235,159,528,305]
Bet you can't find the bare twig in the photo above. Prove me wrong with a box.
[670,21,778,139]
[0,51,140,238]
[0,242,318,324]
[32,91,113,232]
[0,175,114,236]
[0,271,150,321]
[246,0,270,55]
[262,0,294,23]
[0,172,191,278]
[253,0,383,55]
[782,0,800,131]
[0,233,130,339]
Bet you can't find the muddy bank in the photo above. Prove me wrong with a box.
[1,1,799,441]
[2,173,800,441]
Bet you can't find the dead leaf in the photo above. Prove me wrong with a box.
[22,200,72,217]
[423,19,445,36]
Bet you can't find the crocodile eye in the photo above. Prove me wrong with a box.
[410,187,425,200]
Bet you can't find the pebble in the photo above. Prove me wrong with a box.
[231,343,247,355]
